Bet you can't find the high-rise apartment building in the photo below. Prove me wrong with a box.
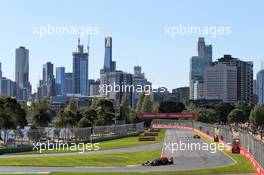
[217,55,253,103]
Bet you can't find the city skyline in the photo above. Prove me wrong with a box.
[0,0,264,92]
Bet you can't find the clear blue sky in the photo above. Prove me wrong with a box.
[0,0,263,92]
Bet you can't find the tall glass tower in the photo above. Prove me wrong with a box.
[101,36,116,74]
[104,36,112,72]
[73,38,89,96]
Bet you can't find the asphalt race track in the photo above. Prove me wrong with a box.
[0,128,235,173]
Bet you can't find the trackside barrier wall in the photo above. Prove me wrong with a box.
[151,119,264,175]
[92,122,144,136]
[193,121,215,138]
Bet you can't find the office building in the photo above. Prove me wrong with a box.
[172,87,190,104]
[217,55,253,103]
[89,79,100,96]
[153,87,170,103]
[73,38,89,96]
[204,63,237,103]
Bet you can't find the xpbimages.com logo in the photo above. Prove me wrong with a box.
[99,82,167,96]
[33,141,100,153]
[32,24,100,37]
[164,141,231,154]
[164,24,232,38]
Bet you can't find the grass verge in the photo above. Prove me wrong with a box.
[0,150,160,167]
[12,130,165,155]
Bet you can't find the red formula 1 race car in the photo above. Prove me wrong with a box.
[142,157,173,166]
[231,139,240,154]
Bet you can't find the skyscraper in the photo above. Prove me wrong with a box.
[198,37,212,61]
[189,38,212,100]
[257,70,264,104]
[101,36,116,74]
[43,62,54,84]
[15,46,31,101]
[42,62,56,96]
[217,55,253,104]
[56,67,65,96]
[73,38,89,96]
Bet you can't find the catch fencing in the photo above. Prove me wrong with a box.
[0,122,145,149]
[218,125,233,144]
[238,128,264,169]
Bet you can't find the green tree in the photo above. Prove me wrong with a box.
[228,108,246,125]
[31,99,52,127]
[82,108,97,125]
[94,99,115,126]
[152,102,160,113]
[234,101,252,122]
[0,97,27,143]
[136,92,145,115]
[197,108,217,124]
[121,95,130,122]
[214,102,234,124]
[142,95,153,113]
[128,108,142,124]
[250,105,264,127]
[159,101,185,113]
[184,104,217,124]
[77,117,92,128]
[67,98,78,112]
[55,109,77,128]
